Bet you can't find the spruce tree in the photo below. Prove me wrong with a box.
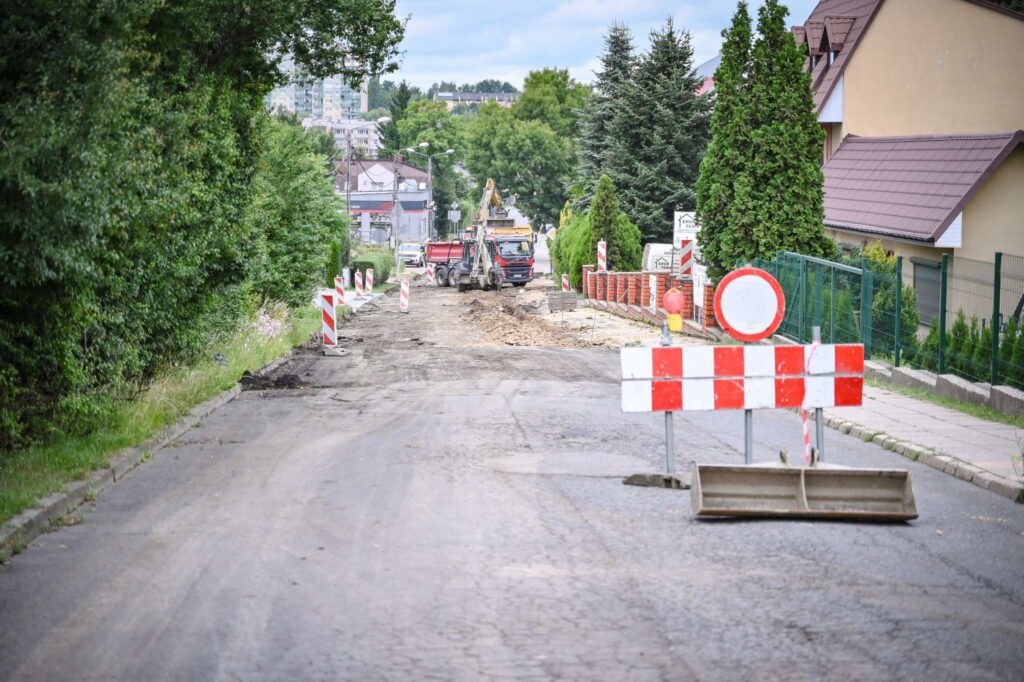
[608,19,711,243]
[574,24,635,209]
[588,175,640,271]
[739,0,831,262]
[696,2,753,280]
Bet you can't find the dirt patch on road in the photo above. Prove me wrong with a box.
[461,290,596,348]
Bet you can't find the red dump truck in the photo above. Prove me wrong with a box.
[427,237,535,288]
[426,241,465,287]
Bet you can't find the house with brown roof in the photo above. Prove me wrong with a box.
[793,0,1024,321]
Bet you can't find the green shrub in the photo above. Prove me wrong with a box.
[351,249,393,288]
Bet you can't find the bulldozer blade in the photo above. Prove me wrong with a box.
[691,464,918,521]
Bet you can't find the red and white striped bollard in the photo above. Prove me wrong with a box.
[597,240,607,272]
[366,268,374,293]
[426,263,435,285]
[562,273,570,292]
[399,278,410,313]
[334,276,347,306]
[320,290,337,348]
[354,271,364,299]
[679,239,693,278]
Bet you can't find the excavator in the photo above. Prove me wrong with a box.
[454,179,535,292]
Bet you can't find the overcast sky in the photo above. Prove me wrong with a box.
[390,0,820,90]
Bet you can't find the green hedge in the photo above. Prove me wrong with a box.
[351,250,393,288]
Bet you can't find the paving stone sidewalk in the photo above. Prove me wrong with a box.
[827,384,1023,498]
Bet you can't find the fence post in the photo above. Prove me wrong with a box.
[859,258,873,353]
[991,252,1002,385]
[829,270,835,342]
[813,262,823,332]
[938,254,949,374]
[894,256,903,367]
[799,257,808,342]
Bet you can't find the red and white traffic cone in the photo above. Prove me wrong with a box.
[399,278,410,313]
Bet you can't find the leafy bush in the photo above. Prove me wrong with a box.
[351,249,394,288]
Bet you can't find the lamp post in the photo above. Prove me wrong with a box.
[402,143,454,241]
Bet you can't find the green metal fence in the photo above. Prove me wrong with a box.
[741,251,1024,389]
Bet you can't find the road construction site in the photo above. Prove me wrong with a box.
[1,277,1023,681]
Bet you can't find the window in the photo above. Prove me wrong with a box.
[912,258,941,326]
[372,182,385,191]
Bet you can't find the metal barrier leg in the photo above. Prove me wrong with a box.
[815,407,825,462]
[744,409,753,464]
[665,412,675,473]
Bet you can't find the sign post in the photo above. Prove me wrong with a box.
[713,267,786,464]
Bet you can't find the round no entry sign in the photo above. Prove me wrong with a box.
[713,267,785,342]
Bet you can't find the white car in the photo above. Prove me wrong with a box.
[398,243,424,267]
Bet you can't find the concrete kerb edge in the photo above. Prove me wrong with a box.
[0,351,287,562]
[821,415,1024,503]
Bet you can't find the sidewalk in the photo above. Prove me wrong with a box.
[826,384,1023,501]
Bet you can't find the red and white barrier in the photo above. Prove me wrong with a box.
[426,263,435,285]
[399,278,410,312]
[597,240,607,272]
[334,276,347,306]
[354,271,365,299]
[366,268,374,293]
[678,240,693,278]
[620,343,863,413]
[562,273,570,292]
[320,290,337,347]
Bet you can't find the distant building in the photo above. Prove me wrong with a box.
[793,0,1024,324]
[335,158,432,244]
[433,91,517,112]
[694,54,720,96]
[265,61,368,121]
[304,118,384,158]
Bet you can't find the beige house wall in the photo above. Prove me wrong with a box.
[960,147,1024,261]
[825,228,950,281]
[842,0,1024,137]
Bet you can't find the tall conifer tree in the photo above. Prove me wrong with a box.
[696,2,753,280]
[574,24,635,207]
[740,0,830,261]
[609,19,710,243]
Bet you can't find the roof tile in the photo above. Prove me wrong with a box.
[823,131,1023,241]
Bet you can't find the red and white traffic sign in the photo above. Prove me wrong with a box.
[713,267,785,343]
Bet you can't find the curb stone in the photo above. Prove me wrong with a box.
[0,354,280,562]
[820,414,1024,503]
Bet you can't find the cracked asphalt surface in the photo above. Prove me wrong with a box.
[2,280,1023,681]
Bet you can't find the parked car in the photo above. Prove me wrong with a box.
[398,242,425,267]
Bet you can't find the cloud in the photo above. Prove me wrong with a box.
[390,0,821,90]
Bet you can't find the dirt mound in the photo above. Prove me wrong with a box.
[460,291,597,349]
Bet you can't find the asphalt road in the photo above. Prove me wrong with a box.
[2,282,1023,681]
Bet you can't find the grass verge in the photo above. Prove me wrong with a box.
[0,303,319,526]
[866,378,1024,429]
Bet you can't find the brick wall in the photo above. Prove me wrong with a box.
[582,265,594,298]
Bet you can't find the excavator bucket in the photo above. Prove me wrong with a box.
[691,464,918,521]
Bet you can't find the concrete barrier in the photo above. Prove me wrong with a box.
[891,366,937,391]
[935,374,990,407]
[988,385,1024,416]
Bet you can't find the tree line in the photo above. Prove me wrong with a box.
[0,1,404,449]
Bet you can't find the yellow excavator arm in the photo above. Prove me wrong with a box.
[476,178,504,224]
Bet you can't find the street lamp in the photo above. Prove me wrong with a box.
[402,144,455,241]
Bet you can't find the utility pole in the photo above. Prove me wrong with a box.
[426,154,434,242]
[392,153,402,278]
